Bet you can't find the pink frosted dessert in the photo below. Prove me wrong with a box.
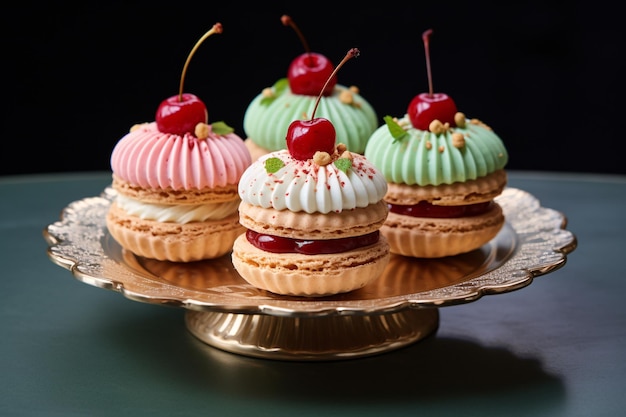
[106,23,252,262]
[107,120,251,262]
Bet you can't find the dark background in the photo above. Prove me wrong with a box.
[4,1,624,176]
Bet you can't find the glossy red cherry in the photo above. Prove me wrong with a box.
[156,93,207,135]
[154,23,222,135]
[282,15,336,96]
[286,118,336,160]
[407,29,458,130]
[287,52,336,96]
[407,92,457,130]
[285,48,360,160]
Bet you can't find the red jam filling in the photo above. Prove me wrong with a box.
[246,229,380,254]
[389,200,494,218]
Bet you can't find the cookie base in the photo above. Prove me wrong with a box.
[382,203,505,258]
[231,234,390,297]
[106,203,244,262]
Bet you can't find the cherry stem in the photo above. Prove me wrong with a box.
[281,15,311,55]
[178,22,223,102]
[422,28,434,97]
[310,48,360,120]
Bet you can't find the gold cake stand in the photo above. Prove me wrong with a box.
[44,187,577,361]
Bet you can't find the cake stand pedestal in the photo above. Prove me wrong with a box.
[185,308,439,360]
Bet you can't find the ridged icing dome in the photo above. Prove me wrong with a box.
[243,82,378,154]
[110,122,251,190]
[364,114,508,186]
[238,149,388,214]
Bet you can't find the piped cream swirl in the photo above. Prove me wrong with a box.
[238,150,387,214]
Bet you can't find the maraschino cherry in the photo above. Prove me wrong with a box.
[285,48,360,160]
[155,23,223,135]
[281,14,336,96]
[407,29,458,130]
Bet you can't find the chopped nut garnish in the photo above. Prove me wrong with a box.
[454,112,466,128]
[438,145,445,153]
[429,120,445,135]
[425,141,432,150]
[340,150,353,160]
[313,151,332,166]
[397,117,410,128]
[349,85,360,94]
[130,123,148,132]
[339,89,354,104]
[195,123,210,139]
[452,132,465,148]
[336,143,347,154]
[470,118,492,131]
[262,87,274,98]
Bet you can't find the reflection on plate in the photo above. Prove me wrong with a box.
[44,187,577,317]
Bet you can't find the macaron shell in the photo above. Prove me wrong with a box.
[112,175,240,205]
[381,203,505,258]
[238,201,388,240]
[385,170,507,206]
[106,202,244,262]
[231,234,390,297]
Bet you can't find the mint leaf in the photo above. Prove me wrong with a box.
[383,115,408,143]
[260,78,289,106]
[264,157,285,174]
[273,78,289,94]
[334,158,352,173]
[210,121,234,135]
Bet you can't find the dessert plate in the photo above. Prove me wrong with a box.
[44,187,577,361]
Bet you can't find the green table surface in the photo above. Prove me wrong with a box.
[1,170,624,417]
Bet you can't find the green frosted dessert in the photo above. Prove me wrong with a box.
[242,14,379,160]
[362,29,510,258]
[365,113,508,186]
[363,110,509,259]
[243,79,378,159]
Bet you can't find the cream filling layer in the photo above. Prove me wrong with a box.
[115,194,240,223]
